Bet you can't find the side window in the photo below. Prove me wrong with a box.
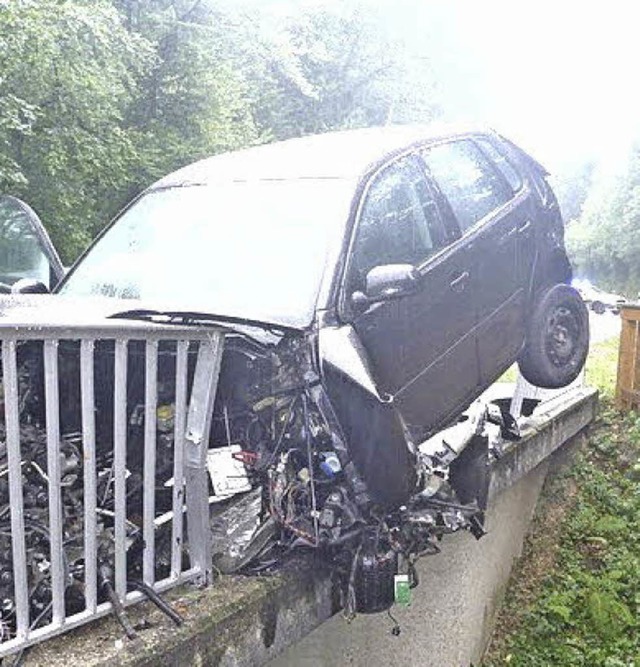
[475,138,523,193]
[422,140,512,233]
[348,157,448,292]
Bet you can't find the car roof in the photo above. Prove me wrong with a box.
[152,123,489,188]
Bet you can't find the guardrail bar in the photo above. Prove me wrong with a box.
[171,340,189,578]
[43,340,65,626]
[80,339,98,613]
[185,334,224,584]
[113,339,128,599]
[0,326,226,655]
[143,340,158,585]
[2,340,30,638]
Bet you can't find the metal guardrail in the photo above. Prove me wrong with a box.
[0,322,224,657]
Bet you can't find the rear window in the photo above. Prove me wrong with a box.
[421,140,512,233]
[475,138,523,193]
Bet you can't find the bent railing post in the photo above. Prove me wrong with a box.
[185,332,224,585]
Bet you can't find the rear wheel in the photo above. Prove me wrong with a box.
[591,300,606,315]
[518,285,589,388]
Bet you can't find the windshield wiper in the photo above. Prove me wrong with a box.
[108,309,299,336]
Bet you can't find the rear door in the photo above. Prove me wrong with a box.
[342,154,480,437]
[475,137,538,294]
[420,139,530,385]
[0,196,64,291]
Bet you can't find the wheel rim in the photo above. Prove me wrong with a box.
[545,305,579,367]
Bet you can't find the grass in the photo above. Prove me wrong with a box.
[483,337,640,667]
[585,336,620,400]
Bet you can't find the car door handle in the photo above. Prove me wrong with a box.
[518,220,532,234]
[449,271,470,292]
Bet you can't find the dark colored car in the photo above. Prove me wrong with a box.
[53,126,586,497]
[0,125,588,630]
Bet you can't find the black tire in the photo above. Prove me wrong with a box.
[518,284,589,389]
[591,300,606,315]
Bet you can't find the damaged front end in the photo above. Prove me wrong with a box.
[0,306,519,652]
[206,322,520,617]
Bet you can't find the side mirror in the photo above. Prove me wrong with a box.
[351,264,420,310]
[11,278,50,294]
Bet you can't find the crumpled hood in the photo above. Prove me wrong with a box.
[0,294,303,338]
[0,294,177,329]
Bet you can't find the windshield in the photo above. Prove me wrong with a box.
[59,180,354,327]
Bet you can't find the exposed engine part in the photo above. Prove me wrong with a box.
[0,415,176,638]
[351,530,398,614]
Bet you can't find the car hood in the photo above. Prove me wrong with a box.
[0,294,305,338]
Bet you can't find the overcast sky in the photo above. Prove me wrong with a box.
[386,0,640,171]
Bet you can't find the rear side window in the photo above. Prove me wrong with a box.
[347,157,448,291]
[529,167,554,207]
[421,140,512,233]
[475,138,523,193]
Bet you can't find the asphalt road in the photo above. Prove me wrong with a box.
[589,310,621,344]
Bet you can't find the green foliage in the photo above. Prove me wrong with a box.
[0,0,153,260]
[585,337,620,399]
[0,0,443,264]
[567,145,640,295]
[239,2,438,141]
[118,1,261,187]
[585,589,633,640]
[484,404,640,666]
[550,159,596,223]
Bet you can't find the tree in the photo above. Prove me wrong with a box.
[0,0,442,262]
[0,0,153,261]
[566,144,640,295]
[227,1,441,141]
[550,160,596,224]
[114,1,260,188]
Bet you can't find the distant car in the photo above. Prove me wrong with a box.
[572,279,626,314]
[0,125,589,633]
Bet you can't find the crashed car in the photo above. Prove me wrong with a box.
[0,126,589,632]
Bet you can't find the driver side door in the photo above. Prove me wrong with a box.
[344,155,480,438]
[0,196,64,292]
